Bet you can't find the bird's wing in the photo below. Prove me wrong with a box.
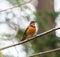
[21,26,29,41]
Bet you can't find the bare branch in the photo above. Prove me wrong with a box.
[0,0,32,12]
[0,27,60,51]
[29,48,60,57]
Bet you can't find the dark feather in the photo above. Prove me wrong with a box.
[21,27,29,41]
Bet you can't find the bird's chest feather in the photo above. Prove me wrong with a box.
[26,27,36,35]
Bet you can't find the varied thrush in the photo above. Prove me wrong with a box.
[21,21,37,41]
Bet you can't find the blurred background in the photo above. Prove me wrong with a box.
[0,0,60,57]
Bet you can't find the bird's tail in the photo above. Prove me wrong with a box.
[21,34,27,41]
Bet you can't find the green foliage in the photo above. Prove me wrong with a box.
[56,51,60,57]
[46,34,58,48]
[35,10,58,30]
[45,10,58,20]
[7,0,23,5]
[0,53,3,57]
[16,29,24,39]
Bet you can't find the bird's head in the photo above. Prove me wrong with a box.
[30,21,35,26]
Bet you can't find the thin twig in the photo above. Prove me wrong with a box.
[0,0,32,12]
[29,48,60,57]
[0,27,60,51]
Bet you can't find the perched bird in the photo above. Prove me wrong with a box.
[21,21,37,41]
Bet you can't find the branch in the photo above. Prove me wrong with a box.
[0,0,32,12]
[0,27,60,51]
[29,48,60,57]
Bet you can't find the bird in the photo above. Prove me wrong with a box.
[21,21,37,41]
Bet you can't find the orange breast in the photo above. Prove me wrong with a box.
[26,26,36,36]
